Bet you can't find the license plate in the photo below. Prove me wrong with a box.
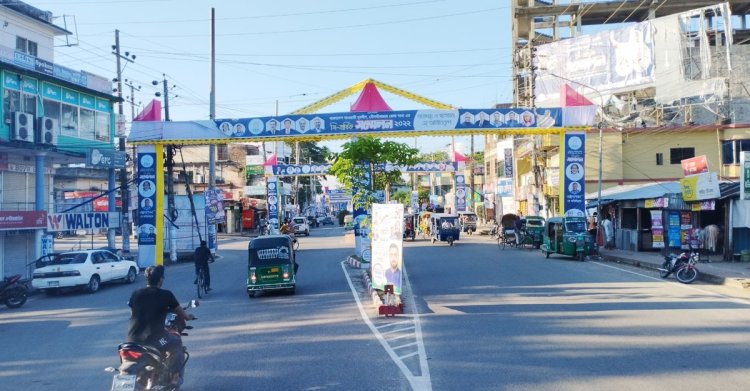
[270,267,279,273]
[110,374,136,391]
[47,281,59,287]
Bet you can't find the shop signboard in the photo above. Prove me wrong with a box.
[679,172,720,201]
[742,151,750,200]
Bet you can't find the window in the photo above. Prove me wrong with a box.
[79,108,95,139]
[720,139,750,164]
[61,104,78,136]
[669,147,695,164]
[43,99,61,128]
[656,153,663,165]
[3,89,20,125]
[217,145,229,161]
[15,36,38,56]
[95,112,110,142]
[722,140,734,164]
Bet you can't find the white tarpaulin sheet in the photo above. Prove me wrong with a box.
[732,200,750,228]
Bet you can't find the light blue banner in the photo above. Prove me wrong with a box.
[267,161,459,176]
[215,108,562,139]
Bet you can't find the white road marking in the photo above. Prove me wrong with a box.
[590,260,750,305]
[341,261,432,391]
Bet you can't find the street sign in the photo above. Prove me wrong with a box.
[87,148,126,169]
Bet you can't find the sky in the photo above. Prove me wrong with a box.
[39,0,516,155]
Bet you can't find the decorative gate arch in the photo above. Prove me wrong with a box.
[129,78,595,265]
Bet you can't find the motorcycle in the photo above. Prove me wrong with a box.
[658,248,699,284]
[107,300,198,391]
[0,274,28,309]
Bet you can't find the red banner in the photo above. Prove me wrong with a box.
[681,155,709,176]
[0,211,47,230]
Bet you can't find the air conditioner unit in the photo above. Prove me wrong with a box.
[11,112,33,143]
[38,117,59,145]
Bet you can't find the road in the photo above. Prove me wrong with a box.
[3,228,750,390]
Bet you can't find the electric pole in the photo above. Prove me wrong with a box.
[154,75,175,262]
[112,29,135,253]
[123,79,141,120]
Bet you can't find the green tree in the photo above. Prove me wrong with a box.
[329,138,419,211]
[420,151,449,162]
[392,190,412,206]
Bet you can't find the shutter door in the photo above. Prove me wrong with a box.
[3,172,34,210]
[2,233,33,278]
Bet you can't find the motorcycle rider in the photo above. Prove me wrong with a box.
[127,265,195,385]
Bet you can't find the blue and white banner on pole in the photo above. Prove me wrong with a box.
[455,174,467,212]
[136,146,157,267]
[266,177,280,232]
[371,204,404,295]
[353,163,372,262]
[562,132,586,217]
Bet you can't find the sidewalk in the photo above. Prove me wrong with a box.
[598,248,750,292]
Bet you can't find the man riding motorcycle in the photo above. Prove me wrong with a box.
[127,265,195,385]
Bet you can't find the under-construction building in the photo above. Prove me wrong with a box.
[484,1,750,256]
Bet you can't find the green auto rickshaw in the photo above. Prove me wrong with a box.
[541,216,594,261]
[247,235,298,297]
[522,216,545,249]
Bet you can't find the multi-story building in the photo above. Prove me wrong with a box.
[0,1,117,277]
[485,0,750,255]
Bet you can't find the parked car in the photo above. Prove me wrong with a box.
[317,215,335,226]
[31,249,139,294]
[292,216,310,236]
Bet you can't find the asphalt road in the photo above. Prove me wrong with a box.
[4,228,750,390]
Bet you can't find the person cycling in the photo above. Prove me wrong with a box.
[127,265,195,385]
[194,240,214,291]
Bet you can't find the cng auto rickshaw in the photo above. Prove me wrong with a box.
[247,235,298,297]
[522,216,545,249]
[430,214,460,246]
[541,216,594,261]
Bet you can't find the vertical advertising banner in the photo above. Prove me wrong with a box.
[136,147,157,267]
[741,152,750,200]
[371,204,404,295]
[205,187,225,224]
[650,210,664,248]
[562,132,586,217]
[266,177,280,232]
[353,165,372,262]
[455,174,467,212]
[667,211,681,248]
[503,148,513,177]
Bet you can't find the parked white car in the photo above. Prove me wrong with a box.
[292,216,310,236]
[32,249,139,294]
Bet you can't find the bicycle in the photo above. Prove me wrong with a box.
[498,230,516,250]
[196,267,209,298]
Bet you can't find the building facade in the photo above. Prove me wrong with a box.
[0,1,117,277]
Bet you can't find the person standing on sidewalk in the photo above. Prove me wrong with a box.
[194,240,214,291]
[601,217,614,249]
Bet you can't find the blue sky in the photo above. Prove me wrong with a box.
[41,0,515,153]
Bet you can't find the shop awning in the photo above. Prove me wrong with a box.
[586,182,682,207]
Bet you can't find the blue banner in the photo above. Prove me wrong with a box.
[563,132,586,217]
[353,163,372,262]
[136,150,157,267]
[455,174,466,212]
[266,177,280,231]
[267,161,459,176]
[215,108,562,139]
